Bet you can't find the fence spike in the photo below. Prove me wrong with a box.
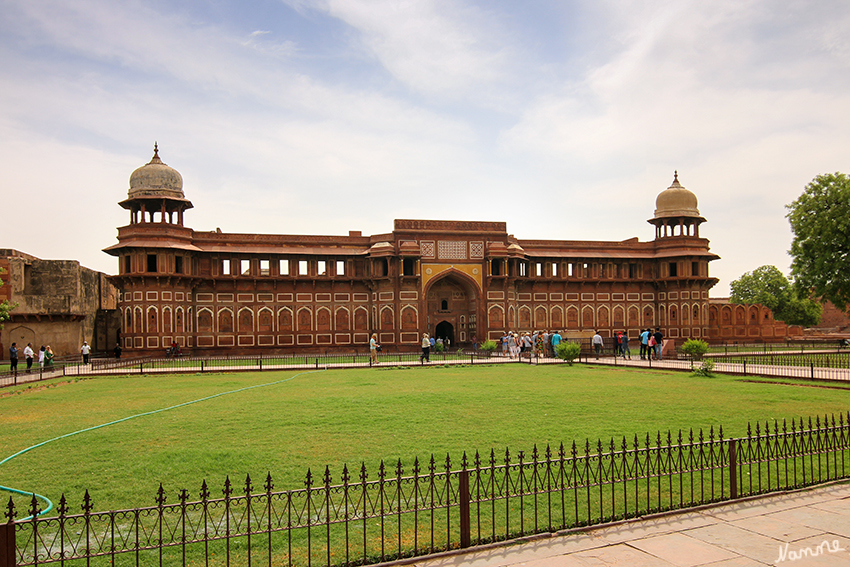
[223,476,233,498]
[82,489,93,514]
[200,479,210,501]
[411,458,420,477]
[265,472,274,492]
[396,459,404,477]
[360,462,369,483]
[155,484,166,507]
[55,494,67,518]
[245,473,253,495]
[28,494,40,520]
[5,496,16,524]
[179,488,189,504]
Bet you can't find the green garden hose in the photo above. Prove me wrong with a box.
[1,368,327,520]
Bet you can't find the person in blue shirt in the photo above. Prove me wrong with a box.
[639,329,650,359]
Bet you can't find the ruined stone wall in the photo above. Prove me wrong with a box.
[0,254,120,357]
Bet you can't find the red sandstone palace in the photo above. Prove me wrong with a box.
[106,147,727,355]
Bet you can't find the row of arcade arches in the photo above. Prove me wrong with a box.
[487,303,707,330]
[122,304,421,335]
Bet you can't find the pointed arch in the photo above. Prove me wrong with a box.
[297,307,312,331]
[175,306,185,333]
[581,306,594,328]
[354,306,368,330]
[278,307,293,332]
[550,305,563,329]
[197,308,213,333]
[534,305,547,328]
[335,306,351,331]
[567,306,579,329]
[628,305,639,326]
[519,305,531,329]
[146,306,159,334]
[218,308,234,333]
[162,306,172,334]
[238,307,254,333]
[597,305,609,327]
[612,305,624,326]
[488,304,504,329]
[400,305,417,330]
[643,305,655,327]
[258,307,273,332]
[316,306,331,331]
[380,305,395,330]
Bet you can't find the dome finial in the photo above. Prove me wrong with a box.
[148,142,163,165]
[674,170,678,182]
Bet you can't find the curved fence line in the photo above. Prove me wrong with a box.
[3,413,848,567]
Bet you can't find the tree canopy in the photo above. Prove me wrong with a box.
[729,265,821,327]
[787,172,850,311]
[0,267,13,329]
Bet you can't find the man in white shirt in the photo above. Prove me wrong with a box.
[592,332,603,359]
[80,341,91,364]
[23,343,34,372]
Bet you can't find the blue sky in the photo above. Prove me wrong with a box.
[2,0,849,295]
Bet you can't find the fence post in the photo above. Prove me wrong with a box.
[0,519,15,567]
[458,468,471,548]
[811,362,814,379]
[729,439,738,499]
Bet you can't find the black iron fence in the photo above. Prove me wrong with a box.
[3,413,849,567]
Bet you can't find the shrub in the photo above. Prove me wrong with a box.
[435,342,445,352]
[480,340,498,352]
[693,359,715,377]
[555,342,582,365]
[680,339,709,360]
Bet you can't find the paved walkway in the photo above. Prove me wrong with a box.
[4,351,850,388]
[408,482,850,567]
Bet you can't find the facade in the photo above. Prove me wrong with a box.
[106,148,722,355]
[0,249,120,358]
[708,299,803,342]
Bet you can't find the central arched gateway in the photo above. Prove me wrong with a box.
[424,271,480,345]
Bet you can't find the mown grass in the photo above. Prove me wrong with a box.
[2,364,849,516]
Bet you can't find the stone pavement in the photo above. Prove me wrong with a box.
[408,482,850,567]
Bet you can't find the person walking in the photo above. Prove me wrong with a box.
[9,342,18,373]
[80,341,91,364]
[45,345,54,366]
[114,342,123,359]
[551,330,562,357]
[654,327,664,360]
[24,343,34,372]
[621,333,631,359]
[38,345,46,368]
[420,333,431,363]
[369,333,380,364]
[639,328,650,359]
[592,331,603,359]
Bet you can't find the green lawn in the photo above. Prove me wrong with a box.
[2,364,849,515]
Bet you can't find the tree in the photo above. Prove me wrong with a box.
[730,266,789,314]
[729,265,821,327]
[0,266,14,329]
[787,172,850,311]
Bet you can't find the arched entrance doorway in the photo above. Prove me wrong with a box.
[425,272,479,345]
[435,321,454,346]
